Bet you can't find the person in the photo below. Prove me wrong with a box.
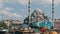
[41,27,46,34]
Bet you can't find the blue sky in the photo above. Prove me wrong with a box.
[0,0,60,21]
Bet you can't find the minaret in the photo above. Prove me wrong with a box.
[28,0,31,24]
[52,0,55,20]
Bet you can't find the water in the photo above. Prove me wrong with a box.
[0,30,60,34]
[0,31,35,34]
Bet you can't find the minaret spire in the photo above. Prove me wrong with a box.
[28,0,31,24]
[52,0,55,20]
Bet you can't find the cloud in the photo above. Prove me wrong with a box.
[12,13,22,18]
[0,7,12,15]
[0,16,1,18]
[55,0,60,5]
[5,0,17,4]
[4,7,13,11]
[17,0,60,5]
[0,0,4,9]
[0,7,22,20]
[18,0,28,5]
[4,0,60,5]
[31,0,60,5]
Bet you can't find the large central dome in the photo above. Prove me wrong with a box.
[33,8,44,15]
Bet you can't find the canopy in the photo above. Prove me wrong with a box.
[31,21,53,29]
[38,21,53,29]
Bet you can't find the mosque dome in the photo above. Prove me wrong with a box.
[33,8,44,15]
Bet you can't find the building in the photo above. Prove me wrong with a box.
[12,20,23,29]
[54,19,60,29]
[24,8,49,25]
[2,20,23,29]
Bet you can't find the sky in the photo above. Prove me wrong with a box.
[0,0,60,21]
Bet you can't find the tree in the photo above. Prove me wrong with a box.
[0,22,7,29]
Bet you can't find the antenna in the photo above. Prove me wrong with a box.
[52,0,55,20]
